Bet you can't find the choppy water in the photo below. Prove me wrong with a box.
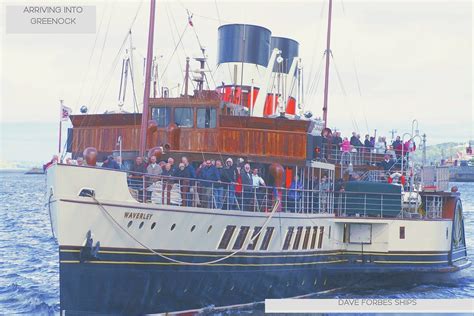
[0,171,472,314]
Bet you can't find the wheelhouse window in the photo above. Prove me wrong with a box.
[197,108,217,128]
[174,107,193,127]
[151,107,171,127]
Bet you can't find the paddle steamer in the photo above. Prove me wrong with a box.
[46,0,470,314]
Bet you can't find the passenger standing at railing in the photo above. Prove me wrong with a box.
[182,157,196,206]
[168,157,177,174]
[341,137,351,153]
[364,135,372,150]
[221,158,238,210]
[175,162,192,207]
[287,175,303,213]
[392,136,402,158]
[146,155,162,202]
[334,178,345,215]
[350,132,358,147]
[129,156,147,202]
[374,137,386,154]
[198,160,219,208]
[241,164,254,212]
[380,154,395,171]
[332,132,343,162]
[102,155,120,170]
[214,160,225,209]
[340,137,351,166]
[320,176,330,213]
[252,168,266,211]
[161,163,174,205]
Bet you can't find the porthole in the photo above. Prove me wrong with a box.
[151,222,156,230]
[286,281,290,287]
[183,288,188,293]
[139,222,144,229]
[230,285,234,291]
[191,225,196,232]
[269,284,273,289]
[171,224,176,231]
[157,287,161,293]
[207,225,213,233]
[301,280,305,286]
[314,278,318,286]
[127,221,133,228]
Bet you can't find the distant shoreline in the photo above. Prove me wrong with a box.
[0,169,29,173]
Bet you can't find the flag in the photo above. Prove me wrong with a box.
[187,10,193,27]
[61,104,72,121]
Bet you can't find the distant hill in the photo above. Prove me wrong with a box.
[412,142,469,164]
[0,160,41,170]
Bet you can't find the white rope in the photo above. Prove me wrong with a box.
[92,196,280,265]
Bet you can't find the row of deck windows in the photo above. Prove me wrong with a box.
[283,226,326,250]
[217,225,328,251]
[218,226,275,251]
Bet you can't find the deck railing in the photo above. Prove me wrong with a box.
[126,170,336,214]
[318,144,406,168]
[123,170,419,218]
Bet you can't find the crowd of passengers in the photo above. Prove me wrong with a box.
[46,154,335,212]
[322,131,417,171]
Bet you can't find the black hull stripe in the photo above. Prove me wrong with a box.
[59,245,451,257]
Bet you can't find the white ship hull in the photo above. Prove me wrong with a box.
[46,164,470,314]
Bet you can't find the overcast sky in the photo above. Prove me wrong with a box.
[1,0,473,163]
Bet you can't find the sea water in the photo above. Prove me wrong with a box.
[0,171,472,314]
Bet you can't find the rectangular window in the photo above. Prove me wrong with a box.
[317,226,325,249]
[260,227,275,250]
[218,225,236,250]
[293,227,303,250]
[174,107,193,127]
[302,226,311,250]
[151,107,171,127]
[232,226,250,250]
[282,227,294,250]
[310,226,318,249]
[197,108,217,128]
[247,226,262,250]
[343,224,349,243]
[400,226,405,239]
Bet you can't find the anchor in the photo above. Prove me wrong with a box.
[79,230,100,262]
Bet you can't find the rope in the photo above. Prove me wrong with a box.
[92,196,280,265]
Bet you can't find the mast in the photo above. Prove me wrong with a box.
[139,0,156,157]
[322,0,333,129]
